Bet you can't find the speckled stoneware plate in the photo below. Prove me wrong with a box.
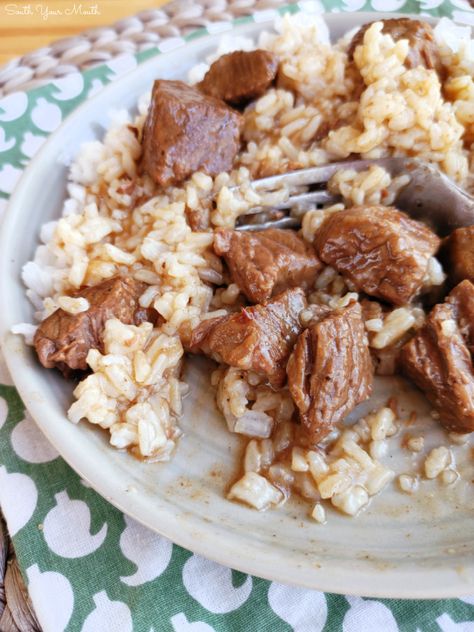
[1,12,474,599]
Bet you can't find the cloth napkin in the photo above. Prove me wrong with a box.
[2,1,474,630]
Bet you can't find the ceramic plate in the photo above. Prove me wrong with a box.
[1,11,474,598]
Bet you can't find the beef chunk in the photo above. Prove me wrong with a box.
[189,287,306,387]
[400,280,474,433]
[141,80,243,187]
[447,281,474,357]
[214,228,321,303]
[314,205,440,306]
[442,226,474,285]
[34,277,149,373]
[348,18,444,78]
[198,50,278,106]
[287,301,373,444]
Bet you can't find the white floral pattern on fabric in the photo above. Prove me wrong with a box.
[268,582,328,631]
[0,466,37,535]
[170,613,217,631]
[437,612,474,631]
[343,596,399,632]
[10,412,59,463]
[182,555,253,613]
[0,91,28,122]
[26,565,74,632]
[43,490,108,558]
[81,591,133,632]
[119,514,173,586]
[0,127,15,152]
[51,73,85,101]
[0,396,7,429]
[371,0,406,10]
[31,98,62,132]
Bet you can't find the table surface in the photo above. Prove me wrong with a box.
[0,0,169,66]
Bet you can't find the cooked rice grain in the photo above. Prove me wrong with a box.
[68,319,184,461]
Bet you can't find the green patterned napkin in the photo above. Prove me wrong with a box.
[2,2,474,630]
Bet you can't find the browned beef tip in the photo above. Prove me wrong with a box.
[442,226,474,286]
[348,18,444,78]
[198,50,278,106]
[448,280,474,357]
[189,287,306,388]
[34,277,149,374]
[214,228,321,303]
[287,301,373,444]
[141,80,243,188]
[400,280,474,433]
[314,205,440,306]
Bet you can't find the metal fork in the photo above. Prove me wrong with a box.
[234,157,474,236]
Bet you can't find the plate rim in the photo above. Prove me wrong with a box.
[1,9,474,599]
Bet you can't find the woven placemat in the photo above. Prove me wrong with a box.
[0,514,40,631]
[0,1,291,628]
[0,0,289,97]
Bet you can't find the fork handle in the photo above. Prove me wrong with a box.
[396,164,474,236]
[236,216,300,231]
